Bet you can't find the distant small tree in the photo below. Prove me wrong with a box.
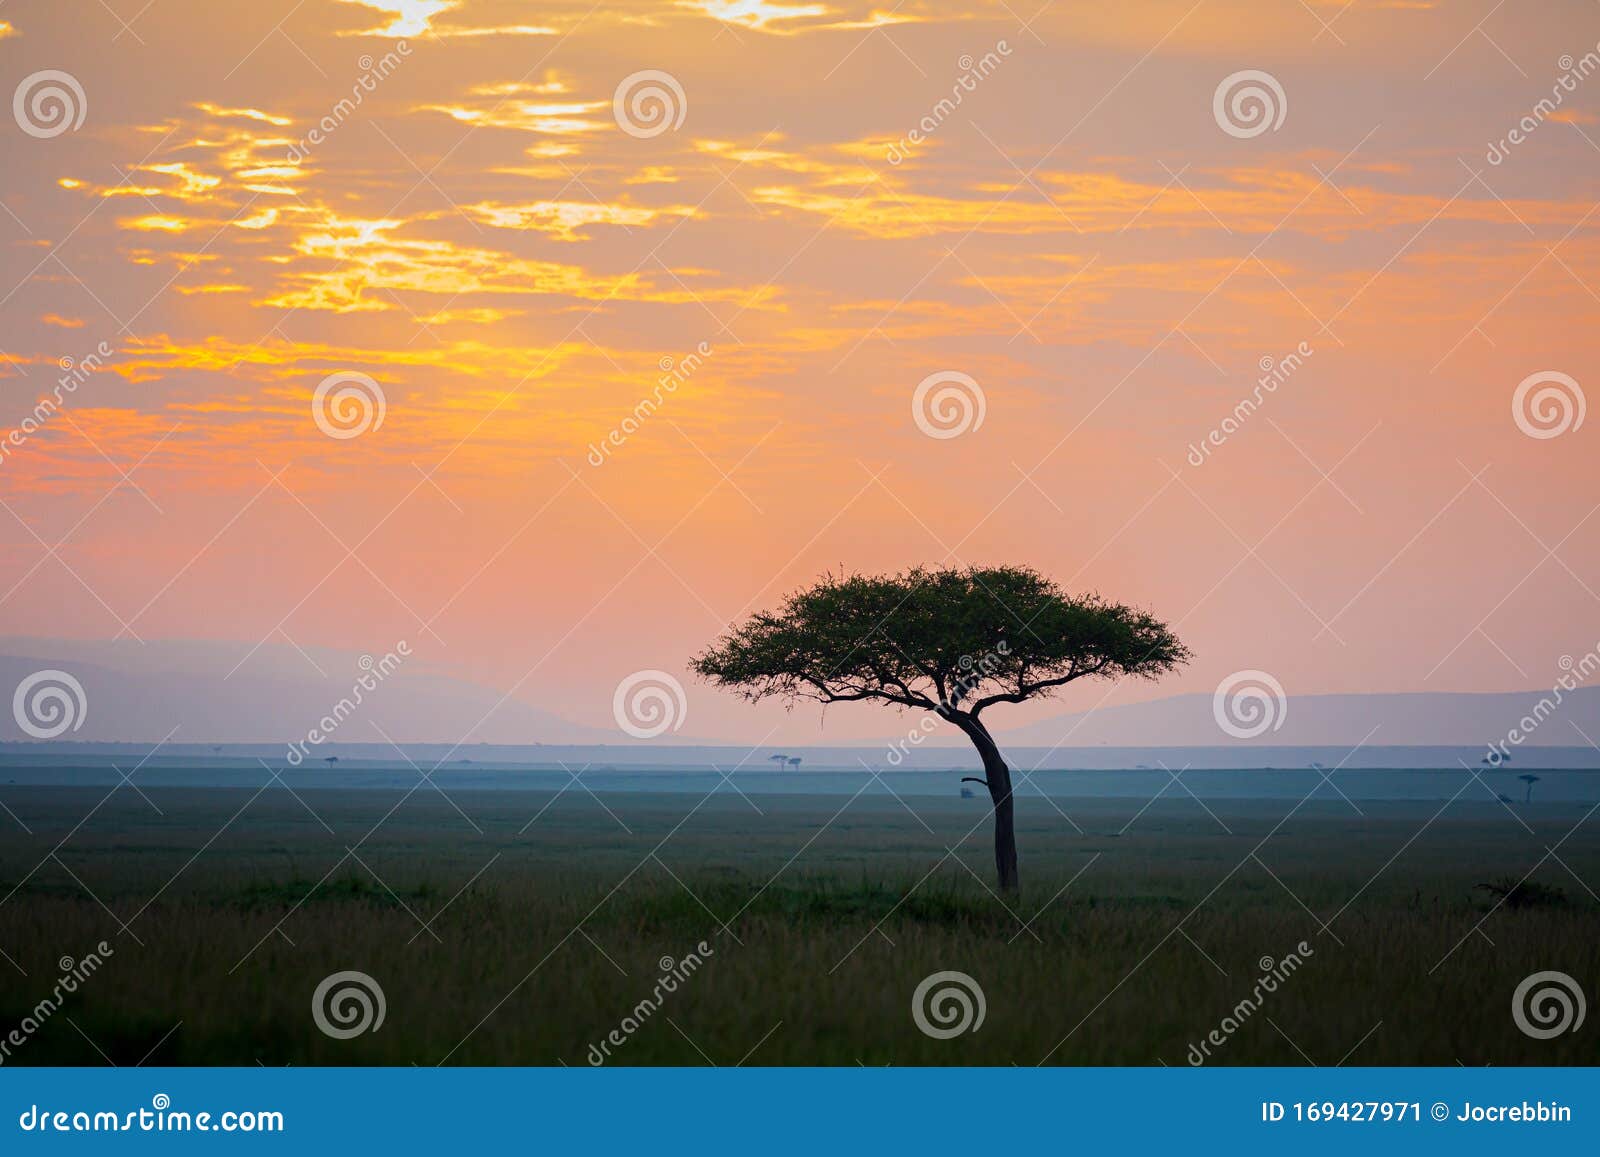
[324,756,339,766]
[787,756,802,769]
[692,566,1189,891]
[768,753,788,770]
[1519,773,1540,803]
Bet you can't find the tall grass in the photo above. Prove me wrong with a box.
[0,785,1595,1066]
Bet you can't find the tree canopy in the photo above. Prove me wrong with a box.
[692,565,1190,719]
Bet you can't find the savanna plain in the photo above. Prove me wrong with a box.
[1,775,1596,1067]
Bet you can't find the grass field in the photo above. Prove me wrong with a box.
[1,781,1596,1066]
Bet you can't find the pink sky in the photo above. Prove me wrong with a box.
[1,0,1597,743]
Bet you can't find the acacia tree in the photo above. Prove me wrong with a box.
[692,565,1190,892]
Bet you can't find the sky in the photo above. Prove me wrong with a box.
[1,0,1598,745]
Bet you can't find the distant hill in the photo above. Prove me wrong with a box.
[0,638,608,745]
[995,688,1600,750]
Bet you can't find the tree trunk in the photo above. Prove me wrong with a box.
[957,715,1019,893]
